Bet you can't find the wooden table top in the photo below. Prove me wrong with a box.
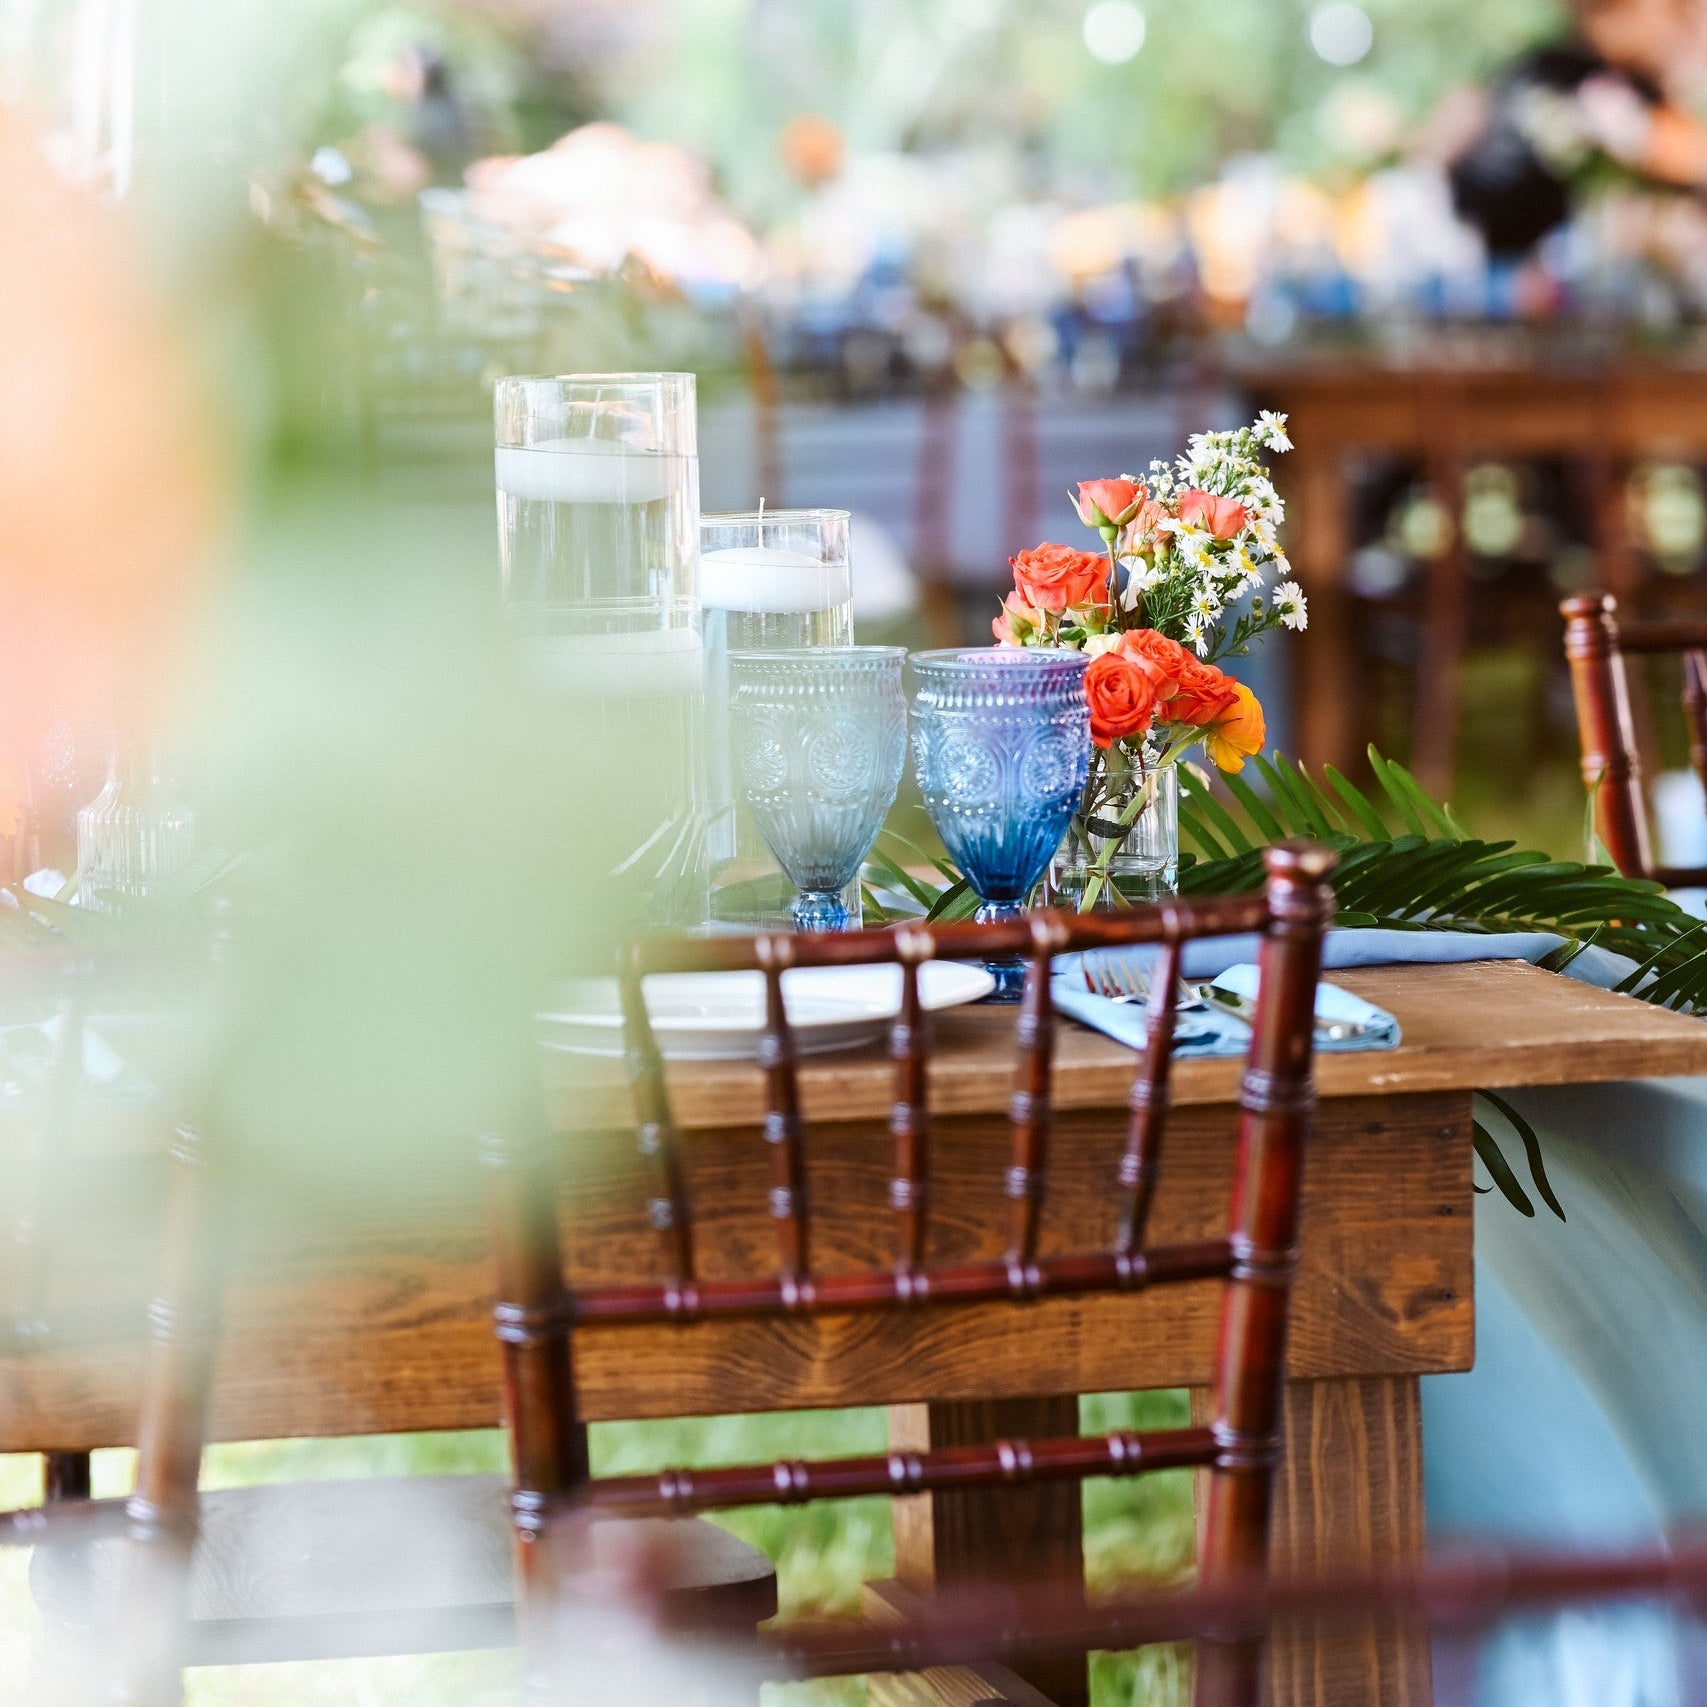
[548,959,1707,1133]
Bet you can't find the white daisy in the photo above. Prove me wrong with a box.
[1184,612,1212,655]
[1273,580,1308,631]
[1191,585,1223,620]
[1255,411,1293,453]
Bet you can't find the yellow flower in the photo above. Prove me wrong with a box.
[1203,683,1265,773]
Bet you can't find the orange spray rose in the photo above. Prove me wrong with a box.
[1085,651,1159,749]
[1074,478,1144,530]
[1009,542,1109,612]
[1178,489,1252,540]
[1113,630,1238,726]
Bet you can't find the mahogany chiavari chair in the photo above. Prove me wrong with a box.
[486,840,1338,1707]
[0,933,773,1706]
[1562,592,1707,885]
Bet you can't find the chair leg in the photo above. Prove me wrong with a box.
[43,1451,91,1504]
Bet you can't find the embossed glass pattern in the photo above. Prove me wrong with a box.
[910,649,1091,996]
[730,648,907,931]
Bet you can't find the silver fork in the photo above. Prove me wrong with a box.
[1083,953,1381,1044]
[1081,952,1206,1009]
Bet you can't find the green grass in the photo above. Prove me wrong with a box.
[0,1393,1196,1706]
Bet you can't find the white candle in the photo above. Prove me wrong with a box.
[700,546,853,614]
[521,626,704,696]
[495,437,677,505]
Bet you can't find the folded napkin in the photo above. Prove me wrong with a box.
[1052,956,1400,1057]
[1051,922,1653,1058]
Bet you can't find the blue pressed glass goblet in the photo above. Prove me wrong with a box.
[909,648,1091,998]
[730,647,908,931]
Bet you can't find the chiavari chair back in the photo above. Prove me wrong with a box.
[488,840,1338,1707]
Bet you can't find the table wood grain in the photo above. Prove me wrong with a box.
[546,959,1707,1130]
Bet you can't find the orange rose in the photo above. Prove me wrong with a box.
[1112,629,1237,726]
[1010,542,1109,612]
[1204,683,1266,772]
[991,593,1035,645]
[1074,478,1144,530]
[1084,651,1158,750]
[1116,497,1170,556]
[1178,489,1251,540]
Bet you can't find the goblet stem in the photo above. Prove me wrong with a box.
[974,899,1028,1002]
[791,889,852,933]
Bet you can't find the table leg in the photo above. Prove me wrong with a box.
[43,1450,92,1504]
[1197,1377,1432,1707]
[890,1396,1088,1707]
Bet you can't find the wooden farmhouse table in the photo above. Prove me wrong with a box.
[6,959,1707,1706]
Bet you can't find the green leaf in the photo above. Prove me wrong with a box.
[924,877,977,924]
[1537,924,1604,973]
[1179,765,1252,856]
[863,845,941,912]
[1252,754,1333,838]
[1321,764,1393,841]
[1368,749,1428,838]
[878,831,960,885]
[1478,1091,1566,1222]
[1473,1121,1536,1217]
[860,883,913,926]
[1219,768,1286,843]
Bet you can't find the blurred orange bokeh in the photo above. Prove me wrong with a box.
[779,113,843,189]
[0,107,218,842]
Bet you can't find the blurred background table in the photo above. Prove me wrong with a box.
[1242,352,1707,793]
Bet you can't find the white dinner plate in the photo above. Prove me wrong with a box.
[539,960,997,1060]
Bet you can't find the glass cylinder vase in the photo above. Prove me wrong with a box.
[494,373,705,927]
[75,739,196,913]
[1051,735,1180,910]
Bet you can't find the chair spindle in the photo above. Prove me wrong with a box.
[757,948,811,1295]
[1117,936,1183,1257]
[888,938,932,1281]
[1005,934,1059,1274]
[618,951,695,1293]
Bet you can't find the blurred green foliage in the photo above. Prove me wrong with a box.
[623,0,1569,210]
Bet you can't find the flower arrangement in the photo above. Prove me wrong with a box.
[992,411,1304,907]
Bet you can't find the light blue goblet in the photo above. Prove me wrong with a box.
[909,648,1091,998]
[730,647,908,932]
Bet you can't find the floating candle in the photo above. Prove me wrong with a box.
[700,546,853,614]
[495,437,678,504]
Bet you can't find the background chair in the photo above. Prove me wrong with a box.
[1562,592,1707,885]
[0,940,773,1705]
[487,841,1337,1707]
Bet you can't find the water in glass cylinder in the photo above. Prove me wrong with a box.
[495,377,704,928]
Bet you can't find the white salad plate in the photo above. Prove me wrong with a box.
[539,960,997,1060]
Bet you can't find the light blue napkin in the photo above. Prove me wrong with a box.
[1049,922,1653,1058]
[1053,953,1400,1057]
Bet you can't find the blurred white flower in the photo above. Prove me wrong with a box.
[1274,580,1308,630]
[1255,410,1293,453]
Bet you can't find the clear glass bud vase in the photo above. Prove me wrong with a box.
[75,739,195,912]
[1050,734,1179,909]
